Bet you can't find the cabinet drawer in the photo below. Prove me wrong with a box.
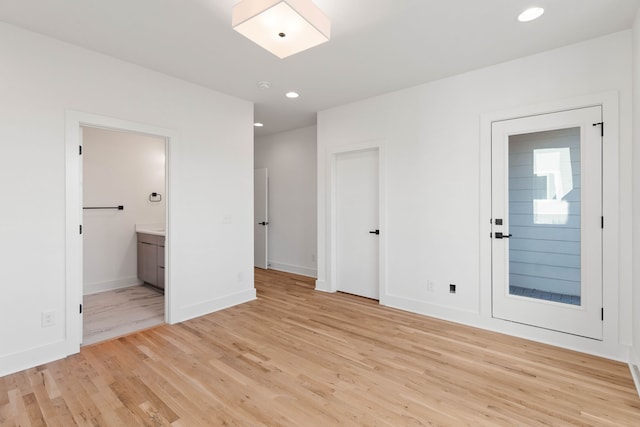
[137,232,163,246]
[138,241,157,285]
[157,245,165,268]
[157,266,165,289]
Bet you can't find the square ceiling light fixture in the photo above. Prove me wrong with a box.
[232,0,331,59]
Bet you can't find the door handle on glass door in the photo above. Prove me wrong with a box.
[495,232,512,239]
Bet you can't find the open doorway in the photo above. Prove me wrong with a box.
[80,126,167,345]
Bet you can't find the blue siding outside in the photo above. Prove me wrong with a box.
[508,128,581,296]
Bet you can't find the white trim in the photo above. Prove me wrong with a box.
[65,110,176,357]
[315,279,331,292]
[0,341,69,378]
[386,293,629,362]
[83,277,142,295]
[629,349,640,398]
[268,261,317,278]
[172,289,256,323]
[479,91,621,355]
[326,140,387,301]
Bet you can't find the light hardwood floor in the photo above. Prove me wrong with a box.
[1,269,639,426]
[83,285,164,346]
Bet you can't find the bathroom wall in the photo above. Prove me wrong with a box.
[82,127,166,294]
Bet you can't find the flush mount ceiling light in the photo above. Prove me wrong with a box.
[254,122,264,127]
[285,91,299,98]
[518,7,544,22]
[232,0,331,59]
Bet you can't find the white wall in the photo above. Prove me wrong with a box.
[632,10,640,366]
[255,126,317,277]
[318,31,633,360]
[0,22,255,376]
[83,127,166,294]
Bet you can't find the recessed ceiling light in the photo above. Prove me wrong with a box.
[286,91,299,99]
[518,7,544,22]
[254,122,264,127]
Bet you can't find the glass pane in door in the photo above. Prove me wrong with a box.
[508,127,581,306]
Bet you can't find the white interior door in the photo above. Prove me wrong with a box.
[491,106,603,339]
[254,168,268,269]
[336,149,379,300]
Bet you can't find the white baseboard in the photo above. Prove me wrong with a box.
[83,276,142,295]
[0,340,68,377]
[315,279,332,293]
[171,288,256,324]
[383,293,629,362]
[268,261,317,278]
[629,349,640,398]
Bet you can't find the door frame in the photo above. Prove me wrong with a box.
[334,147,381,299]
[65,111,175,355]
[325,140,386,302]
[490,107,603,339]
[479,91,621,350]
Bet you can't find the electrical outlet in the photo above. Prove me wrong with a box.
[427,280,435,292]
[41,311,56,327]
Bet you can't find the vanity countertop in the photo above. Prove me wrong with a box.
[135,223,165,236]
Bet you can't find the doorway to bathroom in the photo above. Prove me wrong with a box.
[81,126,167,345]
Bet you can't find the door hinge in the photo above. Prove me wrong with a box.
[79,224,83,234]
[80,304,83,314]
[601,308,604,321]
[79,145,82,155]
[593,122,604,137]
[601,216,604,229]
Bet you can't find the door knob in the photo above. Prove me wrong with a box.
[259,222,269,226]
[369,230,380,235]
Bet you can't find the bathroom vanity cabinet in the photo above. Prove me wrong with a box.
[137,232,165,291]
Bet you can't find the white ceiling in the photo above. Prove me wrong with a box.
[1,0,638,136]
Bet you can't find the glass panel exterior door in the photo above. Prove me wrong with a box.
[508,128,581,305]
[491,106,602,339]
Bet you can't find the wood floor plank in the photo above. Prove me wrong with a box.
[2,268,640,426]
[7,389,31,427]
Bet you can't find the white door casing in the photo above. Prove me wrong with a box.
[78,126,84,344]
[65,111,173,356]
[491,106,603,340]
[254,168,268,269]
[335,148,380,300]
